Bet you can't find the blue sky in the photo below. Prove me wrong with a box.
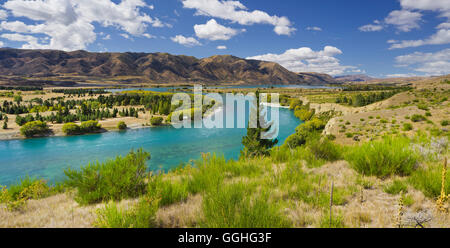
[0,0,449,78]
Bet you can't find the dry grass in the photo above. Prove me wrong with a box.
[0,193,98,228]
[155,194,203,228]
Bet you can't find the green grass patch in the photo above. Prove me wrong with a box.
[201,182,291,228]
[346,136,419,178]
[94,196,159,228]
[383,180,408,195]
[64,149,150,205]
[409,164,450,198]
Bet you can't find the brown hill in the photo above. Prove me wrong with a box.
[0,48,337,85]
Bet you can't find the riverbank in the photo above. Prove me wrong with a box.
[0,113,167,141]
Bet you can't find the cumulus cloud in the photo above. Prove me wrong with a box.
[399,0,450,12]
[246,46,358,76]
[389,28,450,49]
[359,10,422,33]
[0,41,4,47]
[194,19,241,41]
[216,45,227,50]
[394,48,450,75]
[1,33,40,47]
[384,10,422,32]
[359,0,450,49]
[0,0,165,51]
[0,9,8,20]
[387,0,450,49]
[171,35,201,47]
[306,26,322,31]
[182,0,295,35]
[359,23,383,32]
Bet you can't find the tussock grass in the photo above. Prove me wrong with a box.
[147,175,189,206]
[186,154,226,194]
[306,138,343,163]
[201,182,291,228]
[409,164,450,198]
[94,196,159,228]
[346,136,419,178]
[64,149,149,205]
[383,180,408,195]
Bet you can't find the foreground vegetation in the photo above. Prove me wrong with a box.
[1,77,449,227]
[1,96,448,228]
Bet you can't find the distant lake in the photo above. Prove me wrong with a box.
[0,94,302,186]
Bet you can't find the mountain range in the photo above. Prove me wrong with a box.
[0,48,338,85]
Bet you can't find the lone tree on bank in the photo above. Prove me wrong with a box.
[241,91,278,158]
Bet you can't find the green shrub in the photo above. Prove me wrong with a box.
[307,138,342,162]
[94,196,159,228]
[299,118,326,132]
[187,155,226,194]
[201,183,291,228]
[402,194,414,207]
[294,108,314,121]
[62,123,81,135]
[383,180,408,195]
[409,164,450,198]
[284,132,307,148]
[411,114,426,122]
[147,175,189,206]
[20,121,50,138]
[425,112,432,117]
[64,149,150,205]
[6,176,50,201]
[117,121,127,130]
[403,123,413,131]
[150,116,164,126]
[289,99,303,110]
[441,120,449,126]
[346,136,419,178]
[80,120,102,133]
[0,176,51,211]
[417,104,429,111]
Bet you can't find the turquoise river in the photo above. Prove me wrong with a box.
[0,93,302,186]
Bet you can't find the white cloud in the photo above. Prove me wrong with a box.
[399,0,450,13]
[384,10,422,32]
[182,0,295,35]
[194,19,241,41]
[437,22,450,29]
[171,35,201,47]
[359,23,383,32]
[120,33,131,40]
[1,33,40,47]
[216,45,227,50]
[389,28,450,49]
[360,0,450,49]
[306,26,322,31]
[0,9,8,20]
[1,0,166,51]
[0,41,4,47]
[386,73,417,78]
[394,48,450,75]
[246,46,358,76]
[142,33,155,39]
[359,10,422,33]
[102,34,111,40]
